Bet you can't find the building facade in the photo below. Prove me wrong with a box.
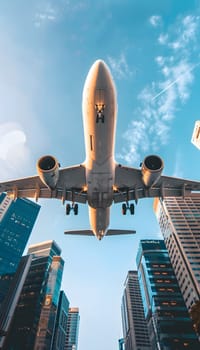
[191,120,200,150]
[0,193,40,312]
[65,308,80,350]
[136,240,199,350]
[118,338,125,350]
[121,270,151,350]
[4,240,64,350]
[154,195,200,311]
[0,193,40,275]
[52,291,69,350]
[0,255,32,349]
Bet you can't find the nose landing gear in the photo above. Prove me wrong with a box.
[122,202,134,215]
[66,203,79,215]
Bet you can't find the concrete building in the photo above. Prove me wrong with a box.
[121,271,151,350]
[65,308,80,350]
[191,120,200,150]
[154,196,200,311]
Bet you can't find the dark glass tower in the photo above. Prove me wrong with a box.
[4,240,64,350]
[52,291,69,350]
[136,240,199,350]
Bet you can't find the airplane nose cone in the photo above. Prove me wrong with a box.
[90,59,111,87]
[93,59,108,74]
[83,59,114,91]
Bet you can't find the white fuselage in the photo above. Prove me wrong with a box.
[82,60,117,239]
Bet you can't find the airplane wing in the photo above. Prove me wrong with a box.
[64,229,136,236]
[114,164,200,203]
[0,165,87,203]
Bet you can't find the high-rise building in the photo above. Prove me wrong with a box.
[136,240,199,350]
[52,291,69,350]
[4,240,64,350]
[0,193,40,310]
[0,193,40,275]
[118,338,125,350]
[65,308,80,350]
[121,270,151,350]
[154,196,200,311]
[0,255,32,349]
[191,120,200,150]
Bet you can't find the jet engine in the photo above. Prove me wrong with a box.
[141,155,164,187]
[37,155,60,189]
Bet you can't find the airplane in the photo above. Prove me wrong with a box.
[1,59,200,240]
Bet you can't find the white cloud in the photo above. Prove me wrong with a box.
[107,54,132,79]
[119,13,200,165]
[149,15,162,27]
[158,33,168,45]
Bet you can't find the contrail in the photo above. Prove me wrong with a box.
[152,62,200,101]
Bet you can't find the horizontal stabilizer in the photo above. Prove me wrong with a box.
[106,229,136,236]
[64,229,136,238]
[64,230,94,236]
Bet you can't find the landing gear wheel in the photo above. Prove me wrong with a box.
[130,203,135,215]
[122,203,127,215]
[74,203,78,215]
[66,204,71,215]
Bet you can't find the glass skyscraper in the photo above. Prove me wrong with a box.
[136,240,199,350]
[0,193,40,275]
[52,290,69,350]
[4,240,64,350]
[65,307,80,350]
[118,338,125,350]
[154,195,200,311]
[121,270,151,350]
[0,193,40,309]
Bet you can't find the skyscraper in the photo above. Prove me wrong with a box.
[136,240,199,350]
[191,120,200,150]
[65,308,80,350]
[121,270,151,350]
[0,193,40,310]
[118,338,125,350]
[154,195,200,311]
[0,255,32,349]
[4,240,64,350]
[52,291,69,350]
[0,193,40,275]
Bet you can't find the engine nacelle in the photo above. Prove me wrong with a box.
[37,155,60,189]
[141,155,164,187]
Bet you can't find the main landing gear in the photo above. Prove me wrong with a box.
[66,203,78,215]
[122,202,135,215]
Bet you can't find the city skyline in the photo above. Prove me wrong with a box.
[1,1,200,349]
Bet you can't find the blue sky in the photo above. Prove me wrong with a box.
[1,1,200,349]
